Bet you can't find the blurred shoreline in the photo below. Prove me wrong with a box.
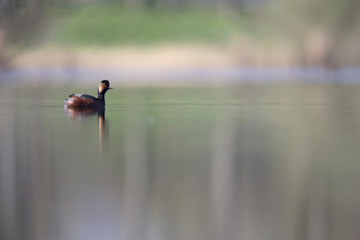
[8,36,340,69]
[2,65,360,86]
[1,44,359,85]
[10,45,239,70]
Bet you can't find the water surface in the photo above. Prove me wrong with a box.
[1,83,360,240]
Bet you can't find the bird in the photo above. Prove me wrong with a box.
[64,80,113,108]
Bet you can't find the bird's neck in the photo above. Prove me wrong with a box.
[97,91,105,104]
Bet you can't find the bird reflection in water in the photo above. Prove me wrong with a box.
[64,107,109,156]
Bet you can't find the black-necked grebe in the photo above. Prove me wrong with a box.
[64,80,113,108]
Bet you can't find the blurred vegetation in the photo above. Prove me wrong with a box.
[49,7,246,45]
[1,0,360,67]
[0,0,54,43]
[0,0,252,47]
[267,0,360,66]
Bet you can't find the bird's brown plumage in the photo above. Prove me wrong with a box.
[64,94,99,108]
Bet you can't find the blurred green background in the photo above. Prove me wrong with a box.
[0,0,360,74]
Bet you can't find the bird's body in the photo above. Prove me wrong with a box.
[64,80,112,108]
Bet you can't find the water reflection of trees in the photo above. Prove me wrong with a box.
[2,86,360,239]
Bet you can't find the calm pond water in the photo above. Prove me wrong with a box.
[1,83,360,240]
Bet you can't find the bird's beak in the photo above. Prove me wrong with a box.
[107,87,113,89]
